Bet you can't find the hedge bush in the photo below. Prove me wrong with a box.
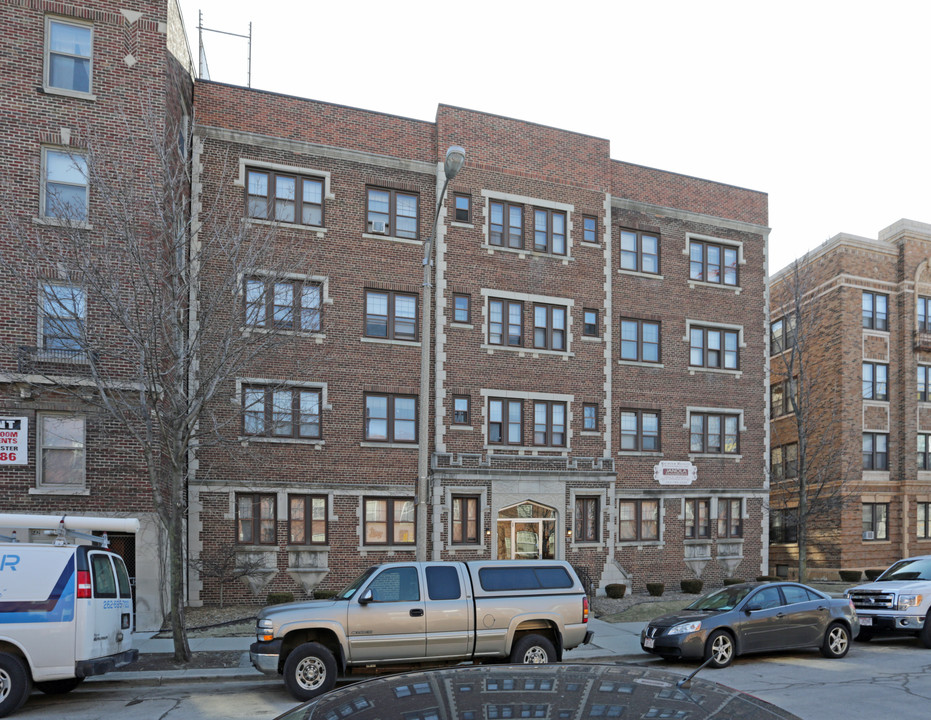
[266,592,294,605]
[646,582,665,597]
[865,569,884,581]
[723,577,746,586]
[839,570,862,582]
[314,589,337,599]
[681,579,703,594]
[605,583,627,599]
[755,575,779,582]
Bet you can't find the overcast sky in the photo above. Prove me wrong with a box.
[179,0,931,274]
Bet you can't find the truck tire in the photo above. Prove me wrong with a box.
[283,642,337,701]
[0,653,32,717]
[510,634,556,664]
[704,629,735,669]
[820,623,850,658]
[920,612,931,649]
[35,677,84,695]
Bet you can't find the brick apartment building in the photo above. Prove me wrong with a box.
[769,220,931,579]
[0,0,771,625]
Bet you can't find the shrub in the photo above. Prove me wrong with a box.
[865,569,884,581]
[681,579,703,594]
[839,570,862,582]
[755,575,779,582]
[605,583,626,599]
[723,577,746,586]
[646,582,664,597]
[266,592,294,605]
[314,589,337,599]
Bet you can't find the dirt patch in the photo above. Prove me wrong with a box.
[128,650,247,672]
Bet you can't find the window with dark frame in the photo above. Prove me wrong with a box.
[454,193,471,223]
[245,278,322,332]
[770,382,785,419]
[918,502,931,539]
[365,289,418,341]
[247,169,323,226]
[489,200,523,248]
[619,410,659,451]
[689,326,739,369]
[689,413,739,454]
[489,398,522,445]
[771,445,784,481]
[532,304,567,350]
[367,187,419,238]
[453,294,470,323]
[771,444,798,481]
[862,502,888,541]
[533,400,566,447]
[453,396,470,425]
[364,497,415,545]
[451,495,480,544]
[689,240,738,285]
[236,493,276,545]
[862,432,889,470]
[364,393,416,443]
[862,362,889,400]
[44,148,88,220]
[46,18,92,94]
[288,495,327,544]
[38,414,85,487]
[583,309,599,337]
[583,216,597,243]
[919,296,931,333]
[533,208,567,255]
[919,434,931,470]
[243,386,321,439]
[685,498,711,539]
[575,497,600,542]
[619,229,659,274]
[583,403,598,431]
[770,507,798,544]
[41,283,86,352]
[770,318,784,355]
[488,299,523,346]
[619,499,659,541]
[919,366,931,402]
[619,319,660,363]
[717,499,743,538]
[862,291,888,331]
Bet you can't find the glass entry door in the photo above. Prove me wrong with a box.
[497,502,556,560]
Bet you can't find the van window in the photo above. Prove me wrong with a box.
[90,554,117,598]
[478,566,573,591]
[114,556,132,599]
[426,566,461,600]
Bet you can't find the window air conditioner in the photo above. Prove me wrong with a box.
[369,220,388,235]
[862,531,875,540]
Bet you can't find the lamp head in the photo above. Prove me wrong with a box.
[444,145,466,181]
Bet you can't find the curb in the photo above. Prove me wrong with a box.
[87,667,277,687]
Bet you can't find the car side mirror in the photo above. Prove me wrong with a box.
[745,601,762,613]
[359,589,374,605]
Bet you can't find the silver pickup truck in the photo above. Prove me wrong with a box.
[250,560,593,700]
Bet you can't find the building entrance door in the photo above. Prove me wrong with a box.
[496,501,556,560]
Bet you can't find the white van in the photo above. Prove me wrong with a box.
[0,514,139,717]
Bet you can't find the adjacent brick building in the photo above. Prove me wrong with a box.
[769,220,931,579]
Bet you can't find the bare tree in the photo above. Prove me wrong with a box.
[2,108,318,661]
[770,259,858,582]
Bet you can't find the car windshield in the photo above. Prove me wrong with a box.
[334,567,377,600]
[685,585,754,612]
[878,558,931,582]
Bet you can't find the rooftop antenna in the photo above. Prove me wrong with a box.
[197,10,252,88]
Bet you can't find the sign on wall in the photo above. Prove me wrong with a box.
[0,417,27,465]
[653,460,696,485]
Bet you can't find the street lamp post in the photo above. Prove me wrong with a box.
[417,145,466,561]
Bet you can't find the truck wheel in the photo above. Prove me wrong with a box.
[920,612,931,649]
[820,623,850,658]
[283,642,337,701]
[704,630,735,669]
[35,677,83,695]
[510,634,556,664]
[0,653,32,717]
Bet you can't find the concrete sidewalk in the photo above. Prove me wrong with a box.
[88,617,649,686]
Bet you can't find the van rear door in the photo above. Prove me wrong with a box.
[74,550,133,663]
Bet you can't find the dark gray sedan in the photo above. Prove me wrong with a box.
[641,582,859,668]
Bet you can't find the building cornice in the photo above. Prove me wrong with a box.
[611,197,769,236]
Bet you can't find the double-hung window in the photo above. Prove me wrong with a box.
[365,290,417,340]
[489,201,523,248]
[619,499,659,541]
[919,502,931,539]
[583,309,599,337]
[862,362,889,400]
[236,493,276,544]
[862,291,888,330]
[533,401,566,447]
[685,498,711,539]
[583,403,598,431]
[582,216,598,243]
[46,18,92,94]
[862,503,888,541]
[533,208,567,255]
[367,188,418,238]
[453,294,470,323]
[364,393,416,443]
[717,499,743,538]
[245,278,321,332]
[243,386,321,439]
[454,193,471,223]
[43,148,88,220]
[533,304,566,350]
[620,319,660,363]
[620,410,659,451]
[288,495,327,544]
[919,434,931,470]
[770,508,798,544]
[38,414,85,487]
[862,432,889,470]
[489,398,522,445]
[689,413,739,454]
[451,495,479,544]
[919,296,931,333]
[364,498,415,545]
[247,170,323,226]
[41,283,86,352]
[690,240,738,285]
[690,327,739,369]
[488,299,523,346]
[619,229,659,274]
[574,497,600,542]
[919,366,931,402]
[453,396,470,425]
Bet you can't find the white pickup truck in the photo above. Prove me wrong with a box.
[251,560,593,700]
[845,554,931,646]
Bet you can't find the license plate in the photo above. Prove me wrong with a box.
[644,637,655,648]
[859,616,872,627]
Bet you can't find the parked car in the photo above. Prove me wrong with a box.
[640,581,859,668]
[273,663,801,720]
[845,555,931,646]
